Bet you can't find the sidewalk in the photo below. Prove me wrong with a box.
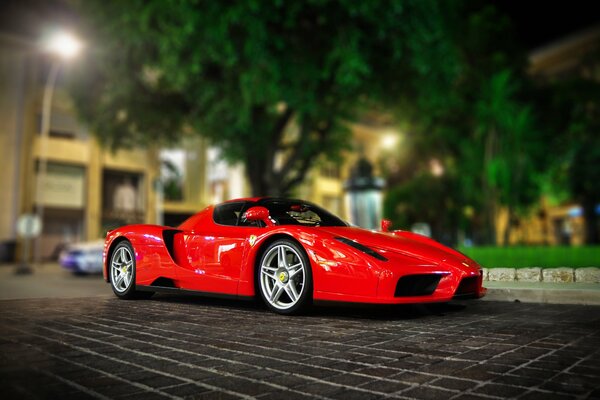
[484,281,600,305]
[0,263,109,300]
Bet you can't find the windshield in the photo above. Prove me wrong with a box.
[251,198,348,227]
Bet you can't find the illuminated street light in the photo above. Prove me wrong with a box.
[27,31,83,271]
[45,31,83,59]
[381,133,398,149]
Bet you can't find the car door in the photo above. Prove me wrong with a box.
[176,202,250,295]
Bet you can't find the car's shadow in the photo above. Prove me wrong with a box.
[312,300,467,320]
[147,293,468,321]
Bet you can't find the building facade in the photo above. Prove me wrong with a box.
[1,33,166,261]
[0,32,396,263]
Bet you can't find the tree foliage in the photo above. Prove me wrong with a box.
[70,0,458,196]
[535,48,600,244]
[384,4,549,245]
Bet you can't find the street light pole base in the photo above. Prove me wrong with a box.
[14,263,34,275]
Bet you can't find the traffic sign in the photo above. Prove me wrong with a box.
[17,214,42,238]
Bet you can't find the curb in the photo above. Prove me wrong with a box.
[483,282,600,305]
[483,267,600,283]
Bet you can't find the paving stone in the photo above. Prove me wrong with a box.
[492,374,545,387]
[355,366,398,377]
[324,373,373,386]
[257,391,315,400]
[417,359,472,374]
[512,366,562,380]
[268,373,311,388]
[542,268,574,283]
[473,382,528,397]
[393,371,436,384]
[453,394,497,400]
[516,267,542,282]
[519,390,577,400]
[160,383,214,397]
[0,297,599,399]
[488,268,516,281]
[402,385,457,399]
[539,380,589,396]
[293,382,346,396]
[202,375,276,396]
[430,377,478,391]
[358,379,410,393]
[575,267,600,283]
[453,366,499,381]
[329,388,381,400]
[118,370,184,389]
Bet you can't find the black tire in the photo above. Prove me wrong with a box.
[257,239,312,315]
[109,241,153,300]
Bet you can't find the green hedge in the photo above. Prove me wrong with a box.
[457,246,600,268]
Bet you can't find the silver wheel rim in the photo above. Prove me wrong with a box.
[111,246,134,293]
[260,244,306,310]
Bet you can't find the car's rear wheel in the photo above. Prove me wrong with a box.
[110,241,153,300]
[258,239,312,315]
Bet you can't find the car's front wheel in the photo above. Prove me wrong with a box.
[258,239,312,315]
[110,241,153,300]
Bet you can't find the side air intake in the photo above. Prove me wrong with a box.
[395,274,443,297]
[334,237,388,262]
[162,229,182,264]
[454,276,479,298]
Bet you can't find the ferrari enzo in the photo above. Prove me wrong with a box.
[104,197,486,314]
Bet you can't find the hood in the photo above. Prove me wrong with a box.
[320,226,474,268]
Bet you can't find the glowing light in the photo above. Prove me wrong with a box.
[381,133,398,149]
[45,31,83,59]
[429,158,445,177]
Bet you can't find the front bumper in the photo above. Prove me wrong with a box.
[375,266,486,304]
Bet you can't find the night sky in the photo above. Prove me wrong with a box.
[494,0,600,49]
[1,0,598,51]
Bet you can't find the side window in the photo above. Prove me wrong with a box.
[213,203,244,226]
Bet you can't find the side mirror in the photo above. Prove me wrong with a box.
[242,206,274,227]
[381,219,393,232]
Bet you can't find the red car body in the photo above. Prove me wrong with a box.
[103,197,486,305]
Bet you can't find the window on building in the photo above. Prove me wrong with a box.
[160,149,186,201]
[320,163,341,179]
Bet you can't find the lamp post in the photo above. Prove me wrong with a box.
[31,31,82,269]
[344,157,385,229]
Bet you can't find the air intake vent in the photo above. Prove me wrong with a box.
[334,237,387,262]
[454,276,478,297]
[395,274,443,297]
[162,229,181,263]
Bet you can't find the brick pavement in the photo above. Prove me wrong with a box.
[0,296,599,399]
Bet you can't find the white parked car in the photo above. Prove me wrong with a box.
[59,240,104,274]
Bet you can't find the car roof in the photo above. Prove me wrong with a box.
[220,197,311,206]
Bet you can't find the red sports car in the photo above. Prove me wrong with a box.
[104,197,486,314]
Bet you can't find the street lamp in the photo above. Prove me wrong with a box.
[45,32,83,60]
[27,31,83,271]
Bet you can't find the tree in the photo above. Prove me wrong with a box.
[384,173,462,245]
[475,70,545,245]
[383,3,549,245]
[536,59,600,244]
[70,0,458,196]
